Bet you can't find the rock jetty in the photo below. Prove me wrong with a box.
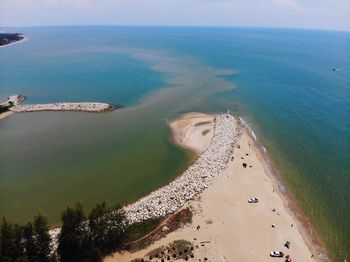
[124,114,242,224]
[10,102,116,113]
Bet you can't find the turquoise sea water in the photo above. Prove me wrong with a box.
[0,26,349,260]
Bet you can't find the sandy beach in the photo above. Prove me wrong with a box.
[105,112,321,262]
[0,111,14,121]
[169,112,215,155]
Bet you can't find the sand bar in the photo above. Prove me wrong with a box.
[106,112,324,262]
[169,112,215,154]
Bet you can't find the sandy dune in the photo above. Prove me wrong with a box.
[105,113,318,262]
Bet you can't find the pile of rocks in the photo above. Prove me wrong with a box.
[10,102,115,113]
[124,114,242,224]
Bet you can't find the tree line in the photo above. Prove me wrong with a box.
[0,202,128,262]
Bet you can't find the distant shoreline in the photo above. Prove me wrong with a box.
[0,35,27,48]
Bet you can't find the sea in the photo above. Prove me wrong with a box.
[0,26,349,261]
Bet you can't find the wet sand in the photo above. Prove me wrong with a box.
[0,111,14,121]
[169,112,215,154]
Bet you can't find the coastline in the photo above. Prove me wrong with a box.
[0,35,28,48]
[49,112,239,249]
[123,113,240,224]
[242,120,330,261]
[0,111,14,121]
[105,112,326,262]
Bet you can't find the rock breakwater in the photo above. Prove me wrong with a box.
[124,114,242,224]
[10,102,116,113]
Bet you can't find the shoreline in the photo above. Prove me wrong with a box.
[105,113,329,262]
[242,120,330,261]
[43,112,329,261]
[48,112,240,249]
[123,113,240,224]
[0,35,28,48]
[0,111,14,121]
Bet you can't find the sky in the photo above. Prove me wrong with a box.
[0,0,349,31]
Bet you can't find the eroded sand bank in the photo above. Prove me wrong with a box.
[105,112,320,262]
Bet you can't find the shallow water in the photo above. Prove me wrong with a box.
[0,26,349,260]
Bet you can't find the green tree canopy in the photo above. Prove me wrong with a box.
[58,203,87,262]
[33,214,52,262]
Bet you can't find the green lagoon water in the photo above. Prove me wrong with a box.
[0,27,349,260]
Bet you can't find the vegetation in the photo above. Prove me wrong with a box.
[123,218,161,244]
[0,33,24,46]
[0,203,191,262]
[0,105,10,114]
[1,202,129,262]
[132,239,194,262]
[0,101,15,114]
[57,202,128,262]
[123,218,163,252]
[124,208,193,253]
[0,215,52,262]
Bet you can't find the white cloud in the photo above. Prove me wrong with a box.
[0,0,348,30]
[271,0,302,11]
[0,0,91,9]
[41,0,91,9]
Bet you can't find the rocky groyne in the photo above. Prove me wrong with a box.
[124,114,242,224]
[10,102,116,113]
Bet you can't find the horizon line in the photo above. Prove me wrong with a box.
[1,24,349,33]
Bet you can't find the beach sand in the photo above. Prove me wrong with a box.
[0,111,14,121]
[105,113,317,262]
[169,112,215,154]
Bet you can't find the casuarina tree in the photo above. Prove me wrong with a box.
[33,214,52,262]
[58,203,87,262]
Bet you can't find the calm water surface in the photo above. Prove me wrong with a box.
[0,26,349,261]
